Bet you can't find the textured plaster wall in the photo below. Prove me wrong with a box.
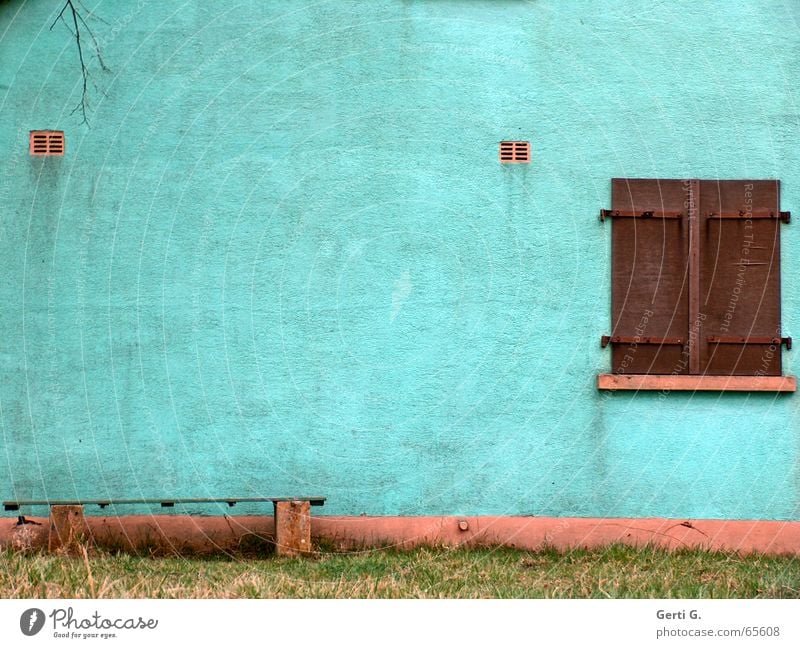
[0,0,799,518]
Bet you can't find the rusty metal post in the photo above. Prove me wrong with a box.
[273,500,311,557]
[48,505,87,555]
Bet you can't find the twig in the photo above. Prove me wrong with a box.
[51,0,104,125]
[77,0,111,26]
[73,8,109,71]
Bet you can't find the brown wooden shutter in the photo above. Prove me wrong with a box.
[699,180,784,375]
[608,179,689,374]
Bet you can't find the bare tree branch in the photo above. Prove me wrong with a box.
[51,0,106,125]
[73,8,108,72]
[76,0,111,26]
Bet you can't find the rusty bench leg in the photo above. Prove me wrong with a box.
[48,505,88,555]
[273,500,311,557]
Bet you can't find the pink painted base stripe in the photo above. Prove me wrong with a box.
[314,516,800,555]
[3,515,799,555]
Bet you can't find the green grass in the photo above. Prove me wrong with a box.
[1,544,799,598]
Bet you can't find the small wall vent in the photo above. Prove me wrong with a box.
[499,141,530,164]
[29,131,65,156]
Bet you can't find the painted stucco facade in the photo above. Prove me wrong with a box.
[1,0,799,520]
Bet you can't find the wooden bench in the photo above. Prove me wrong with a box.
[3,497,325,556]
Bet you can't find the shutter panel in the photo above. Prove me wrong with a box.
[609,179,689,374]
[699,180,783,375]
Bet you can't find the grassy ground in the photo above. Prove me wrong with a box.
[1,544,799,598]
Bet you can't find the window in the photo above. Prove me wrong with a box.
[29,130,65,156]
[598,178,795,392]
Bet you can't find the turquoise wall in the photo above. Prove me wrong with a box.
[1,0,799,519]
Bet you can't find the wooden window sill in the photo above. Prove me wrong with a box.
[597,374,797,392]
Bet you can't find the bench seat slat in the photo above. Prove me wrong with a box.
[3,497,325,511]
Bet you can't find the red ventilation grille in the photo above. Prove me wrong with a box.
[499,141,530,164]
[29,131,65,156]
